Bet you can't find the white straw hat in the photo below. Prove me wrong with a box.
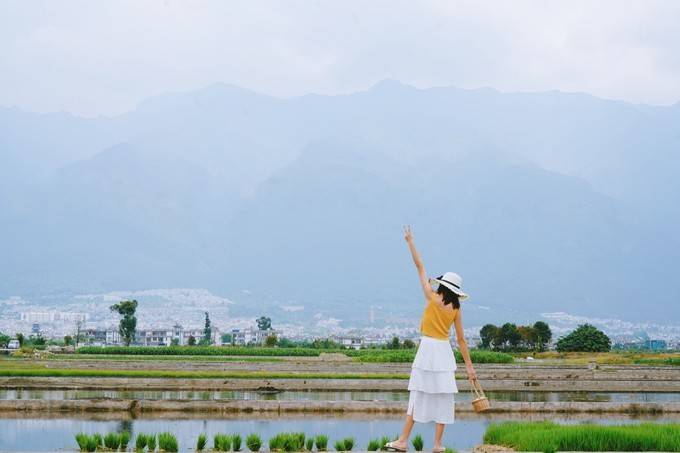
[429,272,469,301]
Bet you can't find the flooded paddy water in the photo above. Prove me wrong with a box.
[1,388,680,403]
[1,413,679,452]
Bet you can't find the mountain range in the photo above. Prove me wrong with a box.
[1,80,679,325]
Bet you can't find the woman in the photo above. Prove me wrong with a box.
[386,226,478,452]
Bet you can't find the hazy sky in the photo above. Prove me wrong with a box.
[1,0,679,116]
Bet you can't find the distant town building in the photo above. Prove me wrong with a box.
[231,328,277,346]
[21,312,88,323]
[80,325,220,347]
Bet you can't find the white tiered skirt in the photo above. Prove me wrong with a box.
[407,336,458,424]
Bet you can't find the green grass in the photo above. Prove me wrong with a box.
[158,432,179,452]
[635,357,680,366]
[0,367,409,379]
[484,421,680,451]
[73,345,514,363]
[196,433,208,451]
[315,434,329,451]
[247,433,263,452]
[77,345,329,356]
[39,353,284,362]
[348,349,512,363]
[411,434,423,451]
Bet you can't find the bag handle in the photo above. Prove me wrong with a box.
[470,377,485,398]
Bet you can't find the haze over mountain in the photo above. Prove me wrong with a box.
[2,81,679,324]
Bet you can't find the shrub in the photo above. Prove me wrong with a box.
[246,434,262,452]
[315,435,329,451]
[367,439,381,451]
[196,433,207,451]
[158,432,178,452]
[412,434,423,451]
[120,431,131,450]
[104,432,121,450]
[232,433,242,451]
[305,437,314,451]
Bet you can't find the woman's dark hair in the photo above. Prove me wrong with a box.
[437,284,460,309]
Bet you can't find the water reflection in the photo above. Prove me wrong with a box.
[0,389,677,403]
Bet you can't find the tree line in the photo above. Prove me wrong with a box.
[479,321,552,352]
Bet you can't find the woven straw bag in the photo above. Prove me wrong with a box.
[470,378,490,412]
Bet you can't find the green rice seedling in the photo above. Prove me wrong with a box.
[378,436,391,451]
[342,438,354,451]
[444,448,457,453]
[232,433,242,451]
[75,433,89,451]
[85,436,99,453]
[268,434,282,452]
[158,432,178,452]
[305,437,314,451]
[294,433,306,450]
[120,431,131,450]
[93,433,104,448]
[283,434,301,452]
[412,434,423,451]
[315,435,328,451]
[146,433,157,452]
[246,434,262,452]
[104,432,121,450]
[135,433,148,451]
[196,433,207,451]
[214,434,232,451]
[366,439,380,451]
[333,440,346,452]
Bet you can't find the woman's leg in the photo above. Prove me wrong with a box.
[395,414,415,448]
[433,423,445,450]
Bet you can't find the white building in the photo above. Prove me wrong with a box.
[21,312,88,323]
[231,328,277,346]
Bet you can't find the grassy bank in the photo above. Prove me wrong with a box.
[519,351,680,365]
[349,349,513,364]
[484,421,680,451]
[77,346,326,357]
[0,367,410,380]
[76,346,514,364]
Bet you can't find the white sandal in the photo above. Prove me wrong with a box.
[385,441,407,452]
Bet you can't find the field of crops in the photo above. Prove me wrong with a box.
[484,421,680,451]
[75,346,514,363]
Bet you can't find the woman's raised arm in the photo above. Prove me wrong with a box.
[404,225,435,301]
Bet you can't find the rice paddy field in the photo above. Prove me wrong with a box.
[1,351,680,451]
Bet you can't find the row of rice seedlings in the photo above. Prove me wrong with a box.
[75,431,130,452]
[213,433,244,451]
[78,430,456,452]
[484,421,680,452]
[135,432,156,451]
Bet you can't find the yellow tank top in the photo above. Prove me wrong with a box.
[420,296,457,340]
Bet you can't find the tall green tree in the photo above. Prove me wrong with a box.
[533,321,552,351]
[556,324,610,352]
[501,323,522,349]
[479,324,498,349]
[16,333,24,346]
[109,300,138,346]
[256,316,272,331]
[0,332,11,348]
[202,312,212,345]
